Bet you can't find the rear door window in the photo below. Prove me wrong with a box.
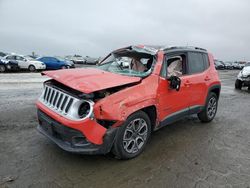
[188,52,205,74]
[202,54,210,69]
[6,56,15,60]
[16,56,24,61]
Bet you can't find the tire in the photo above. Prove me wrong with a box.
[0,65,6,73]
[28,65,36,72]
[198,92,218,123]
[112,111,151,159]
[61,66,67,69]
[235,79,242,90]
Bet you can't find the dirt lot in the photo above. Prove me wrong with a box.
[1,70,250,188]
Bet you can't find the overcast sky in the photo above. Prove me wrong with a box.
[0,0,249,60]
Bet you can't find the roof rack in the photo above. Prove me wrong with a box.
[163,46,207,52]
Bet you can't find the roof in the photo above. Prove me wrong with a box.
[136,45,207,54]
[113,45,208,56]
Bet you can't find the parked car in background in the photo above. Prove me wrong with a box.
[2,54,46,72]
[238,62,246,70]
[84,56,99,65]
[214,60,225,70]
[38,56,74,70]
[232,62,241,69]
[224,61,234,70]
[65,55,85,64]
[235,62,250,90]
[0,51,7,58]
[56,57,75,68]
[0,59,19,72]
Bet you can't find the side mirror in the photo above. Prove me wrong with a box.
[167,76,181,91]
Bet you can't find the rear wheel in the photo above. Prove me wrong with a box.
[28,65,36,72]
[235,79,242,90]
[112,111,151,159]
[198,92,218,123]
[0,65,6,73]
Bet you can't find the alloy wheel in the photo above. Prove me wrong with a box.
[207,97,217,119]
[123,118,148,154]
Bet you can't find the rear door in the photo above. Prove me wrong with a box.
[185,52,210,111]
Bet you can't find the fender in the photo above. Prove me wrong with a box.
[94,75,159,122]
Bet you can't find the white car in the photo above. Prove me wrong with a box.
[65,55,85,64]
[235,62,250,90]
[2,54,46,72]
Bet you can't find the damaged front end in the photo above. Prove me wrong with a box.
[36,78,137,154]
[36,45,158,155]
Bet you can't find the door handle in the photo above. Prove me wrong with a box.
[184,81,192,87]
[204,76,211,81]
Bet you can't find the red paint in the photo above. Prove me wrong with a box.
[37,47,221,145]
[36,101,106,145]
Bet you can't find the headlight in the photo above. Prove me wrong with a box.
[78,101,90,118]
[78,100,93,119]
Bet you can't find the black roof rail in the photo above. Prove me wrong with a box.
[163,46,207,52]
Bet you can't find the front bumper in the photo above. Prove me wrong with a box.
[37,109,118,155]
[36,65,46,70]
[238,77,250,86]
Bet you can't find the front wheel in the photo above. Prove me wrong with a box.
[235,79,242,90]
[28,65,36,72]
[112,111,151,159]
[198,92,218,123]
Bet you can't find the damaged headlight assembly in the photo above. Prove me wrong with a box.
[39,84,95,121]
[78,100,94,119]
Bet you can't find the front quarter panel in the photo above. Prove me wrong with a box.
[93,75,159,122]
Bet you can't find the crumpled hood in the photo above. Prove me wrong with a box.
[42,68,141,93]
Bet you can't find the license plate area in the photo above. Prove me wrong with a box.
[42,120,54,136]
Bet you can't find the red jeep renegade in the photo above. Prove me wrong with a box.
[36,45,221,159]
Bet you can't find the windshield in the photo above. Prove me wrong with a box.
[25,56,35,60]
[55,56,65,61]
[98,51,155,77]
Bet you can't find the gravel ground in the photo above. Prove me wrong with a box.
[1,70,250,188]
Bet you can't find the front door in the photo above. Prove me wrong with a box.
[156,53,192,127]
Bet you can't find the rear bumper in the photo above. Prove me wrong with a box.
[37,109,118,155]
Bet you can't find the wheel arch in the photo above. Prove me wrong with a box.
[29,64,36,68]
[208,84,221,99]
[140,105,157,132]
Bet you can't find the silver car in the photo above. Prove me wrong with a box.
[2,54,46,72]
